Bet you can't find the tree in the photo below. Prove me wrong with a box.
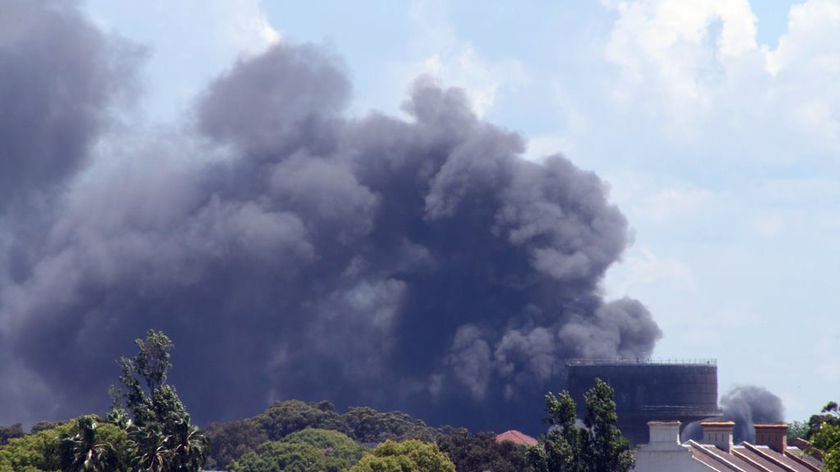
[527,390,583,472]
[350,439,455,472]
[0,424,23,447]
[227,428,365,472]
[809,401,840,471]
[111,329,207,471]
[0,416,128,472]
[252,400,346,441]
[204,419,268,470]
[59,415,120,472]
[437,428,530,472]
[528,378,633,472]
[342,407,439,443]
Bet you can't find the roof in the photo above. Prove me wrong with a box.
[495,430,538,447]
[685,440,822,472]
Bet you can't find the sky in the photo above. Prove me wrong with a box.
[1,0,836,428]
[81,0,838,423]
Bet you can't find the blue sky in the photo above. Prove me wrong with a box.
[83,0,837,423]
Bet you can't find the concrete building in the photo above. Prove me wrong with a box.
[635,421,823,472]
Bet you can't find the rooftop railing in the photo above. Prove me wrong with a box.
[565,358,717,366]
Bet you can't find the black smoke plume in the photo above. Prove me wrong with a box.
[682,386,785,443]
[0,3,661,432]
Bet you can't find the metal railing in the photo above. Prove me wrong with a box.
[565,358,716,366]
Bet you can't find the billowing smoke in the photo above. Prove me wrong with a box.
[682,386,785,443]
[0,2,661,432]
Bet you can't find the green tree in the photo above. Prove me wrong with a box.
[0,424,24,446]
[111,329,207,471]
[204,419,268,470]
[0,416,127,472]
[228,428,365,472]
[59,415,120,472]
[809,401,840,471]
[350,439,455,472]
[528,378,632,472]
[342,407,439,443]
[581,379,633,471]
[253,400,345,441]
[437,428,531,472]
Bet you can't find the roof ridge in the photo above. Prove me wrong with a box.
[731,447,774,472]
[783,448,821,472]
[687,440,748,472]
[741,442,798,472]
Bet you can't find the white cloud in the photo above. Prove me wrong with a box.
[84,0,281,122]
[400,0,527,117]
[604,0,758,114]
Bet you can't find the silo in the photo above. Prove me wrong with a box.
[566,360,721,445]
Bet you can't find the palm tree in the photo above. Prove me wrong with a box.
[60,416,117,472]
[128,424,170,472]
[168,418,208,471]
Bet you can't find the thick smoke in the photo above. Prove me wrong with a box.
[682,386,785,443]
[0,0,139,217]
[0,3,662,432]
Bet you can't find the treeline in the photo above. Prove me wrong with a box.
[0,330,645,472]
[204,399,530,470]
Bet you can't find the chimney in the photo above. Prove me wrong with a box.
[647,421,682,448]
[702,421,735,452]
[754,423,788,453]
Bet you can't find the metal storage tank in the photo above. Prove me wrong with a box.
[566,359,721,445]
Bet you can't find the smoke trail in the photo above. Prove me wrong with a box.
[682,385,784,443]
[0,3,661,432]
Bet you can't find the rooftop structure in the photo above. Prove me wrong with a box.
[635,421,823,472]
[566,359,721,444]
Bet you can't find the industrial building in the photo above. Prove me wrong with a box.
[565,359,721,445]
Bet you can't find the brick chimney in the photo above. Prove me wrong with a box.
[754,423,788,453]
[702,421,735,452]
[647,421,682,450]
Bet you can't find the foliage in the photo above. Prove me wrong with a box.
[343,407,439,443]
[437,428,530,472]
[350,439,455,472]
[810,401,840,471]
[0,424,23,446]
[253,400,346,441]
[528,378,633,472]
[207,400,443,467]
[111,329,208,471]
[808,401,840,439]
[204,419,268,470]
[0,421,74,472]
[228,428,365,472]
[0,416,127,472]
[787,420,810,442]
[59,415,127,471]
[813,423,840,471]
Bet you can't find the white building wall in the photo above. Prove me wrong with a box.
[634,421,712,472]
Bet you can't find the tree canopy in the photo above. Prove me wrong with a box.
[436,428,531,472]
[350,439,455,472]
[528,378,633,472]
[228,428,366,472]
[111,330,208,472]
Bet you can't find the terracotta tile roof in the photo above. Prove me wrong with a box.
[495,430,538,447]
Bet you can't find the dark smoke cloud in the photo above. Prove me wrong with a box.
[0,3,661,432]
[682,385,785,443]
[0,0,140,217]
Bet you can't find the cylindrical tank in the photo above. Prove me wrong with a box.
[566,360,721,445]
